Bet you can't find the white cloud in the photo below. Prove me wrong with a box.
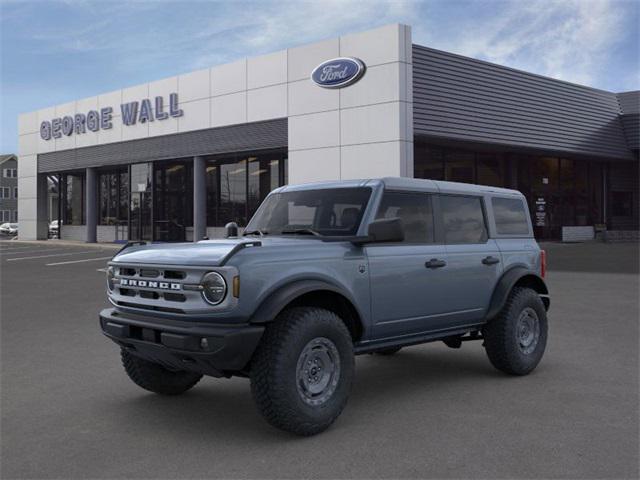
[6,0,634,89]
[414,0,636,89]
[188,0,418,69]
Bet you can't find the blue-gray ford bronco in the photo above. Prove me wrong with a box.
[100,177,550,435]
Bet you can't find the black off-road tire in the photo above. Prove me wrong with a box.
[121,349,202,395]
[375,346,402,355]
[483,287,548,375]
[250,307,355,436]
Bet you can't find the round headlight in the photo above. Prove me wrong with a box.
[106,266,115,291]
[201,272,227,305]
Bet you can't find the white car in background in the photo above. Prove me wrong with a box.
[0,223,18,236]
[49,220,60,238]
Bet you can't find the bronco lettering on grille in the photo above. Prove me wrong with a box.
[120,278,181,290]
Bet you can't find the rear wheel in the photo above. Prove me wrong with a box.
[121,349,202,395]
[483,287,548,375]
[250,307,354,436]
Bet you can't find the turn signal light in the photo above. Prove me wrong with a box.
[540,250,546,278]
[233,276,240,298]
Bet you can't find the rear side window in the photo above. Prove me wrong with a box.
[440,195,487,244]
[492,197,530,235]
[376,191,434,243]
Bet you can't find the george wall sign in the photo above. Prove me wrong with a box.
[40,93,184,141]
[311,57,366,89]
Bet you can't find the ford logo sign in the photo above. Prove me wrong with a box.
[311,57,366,89]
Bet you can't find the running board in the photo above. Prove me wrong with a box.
[354,325,484,355]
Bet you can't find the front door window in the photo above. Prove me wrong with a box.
[367,191,449,337]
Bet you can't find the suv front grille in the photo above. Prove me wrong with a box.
[164,270,186,280]
[112,265,197,312]
[139,269,160,278]
[109,263,235,315]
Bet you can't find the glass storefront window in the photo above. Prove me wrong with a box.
[220,158,247,225]
[248,153,281,215]
[206,149,287,227]
[62,173,85,225]
[445,151,475,183]
[588,162,604,226]
[612,192,633,217]
[413,140,616,239]
[130,163,152,193]
[99,175,108,224]
[119,171,129,221]
[98,169,128,225]
[154,161,192,241]
[532,157,559,190]
[47,175,60,225]
[129,163,153,241]
[608,161,639,229]
[477,154,504,187]
[570,160,589,226]
[205,164,220,227]
[414,143,444,180]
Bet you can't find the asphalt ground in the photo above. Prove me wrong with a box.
[1,240,638,479]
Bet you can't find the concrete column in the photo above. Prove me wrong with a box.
[85,167,97,243]
[193,156,207,242]
[36,174,49,239]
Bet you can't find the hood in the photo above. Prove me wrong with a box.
[111,236,325,266]
[112,239,249,266]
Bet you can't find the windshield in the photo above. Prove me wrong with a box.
[245,187,372,237]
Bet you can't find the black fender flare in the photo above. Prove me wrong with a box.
[248,279,361,325]
[485,267,549,321]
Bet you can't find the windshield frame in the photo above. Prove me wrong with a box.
[245,186,373,238]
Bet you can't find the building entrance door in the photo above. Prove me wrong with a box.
[129,192,152,241]
[153,161,191,242]
[128,163,153,242]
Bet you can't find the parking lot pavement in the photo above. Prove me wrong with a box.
[1,241,638,479]
[0,241,117,266]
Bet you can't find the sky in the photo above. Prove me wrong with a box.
[1,0,638,153]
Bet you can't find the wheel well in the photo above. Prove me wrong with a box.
[514,274,550,310]
[285,290,364,342]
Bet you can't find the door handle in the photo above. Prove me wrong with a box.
[425,258,447,269]
[482,256,500,265]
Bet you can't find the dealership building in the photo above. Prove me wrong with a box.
[17,24,639,243]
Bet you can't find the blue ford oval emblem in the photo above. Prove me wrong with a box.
[311,57,366,89]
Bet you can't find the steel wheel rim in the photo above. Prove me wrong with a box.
[296,337,341,406]
[516,307,540,355]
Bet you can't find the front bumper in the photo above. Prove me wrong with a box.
[99,308,264,377]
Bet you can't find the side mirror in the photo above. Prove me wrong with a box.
[225,222,239,238]
[365,217,404,243]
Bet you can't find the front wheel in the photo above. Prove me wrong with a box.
[483,287,548,375]
[121,349,202,395]
[250,307,355,436]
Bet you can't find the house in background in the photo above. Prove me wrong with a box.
[0,154,18,224]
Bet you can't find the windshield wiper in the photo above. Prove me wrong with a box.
[281,228,322,237]
[243,229,268,236]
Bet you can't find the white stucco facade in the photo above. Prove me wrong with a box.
[17,24,413,241]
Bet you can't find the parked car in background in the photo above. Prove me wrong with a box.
[49,220,60,238]
[0,223,18,236]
